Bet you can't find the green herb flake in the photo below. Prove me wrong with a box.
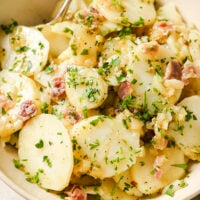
[133,17,145,27]
[171,163,188,172]
[13,159,24,169]
[41,102,49,113]
[38,42,44,49]
[121,95,135,110]
[43,155,52,167]
[35,139,44,148]
[89,139,100,150]
[90,118,100,126]
[15,46,30,52]
[122,119,128,129]
[165,184,174,197]
[178,179,187,188]
[63,27,74,35]
[80,48,89,55]
[71,44,78,56]
[1,107,6,115]
[1,20,18,34]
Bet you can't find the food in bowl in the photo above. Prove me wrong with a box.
[0,0,200,199]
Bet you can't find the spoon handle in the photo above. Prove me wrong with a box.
[50,0,72,23]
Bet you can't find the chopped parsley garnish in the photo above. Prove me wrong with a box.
[133,17,145,26]
[41,102,49,113]
[71,44,78,55]
[43,155,52,167]
[15,46,30,52]
[1,107,6,115]
[165,184,174,197]
[1,20,18,34]
[80,48,89,55]
[89,139,100,150]
[184,106,197,121]
[26,169,44,184]
[171,163,188,172]
[35,139,44,148]
[44,65,54,73]
[121,95,135,110]
[118,27,133,38]
[63,27,74,35]
[13,159,24,169]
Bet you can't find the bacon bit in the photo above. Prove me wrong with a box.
[90,7,100,15]
[76,8,104,30]
[153,155,168,179]
[141,41,159,54]
[164,61,182,80]
[156,22,174,32]
[182,61,200,85]
[118,81,133,99]
[64,109,82,124]
[18,100,37,121]
[151,22,174,44]
[50,76,66,101]
[152,134,168,150]
[66,185,87,200]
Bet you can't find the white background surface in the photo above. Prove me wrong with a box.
[0,179,24,200]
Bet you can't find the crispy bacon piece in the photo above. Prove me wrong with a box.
[19,100,37,121]
[64,109,82,124]
[66,185,87,200]
[156,22,174,32]
[153,155,168,179]
[164,61,182,80]
[141,41,159,54]
[50,76,66,101]
[118,81,133,99]
[151,22,174,44]
[152,134,168,150]
[182,62,200,85]
[76,8,104,29]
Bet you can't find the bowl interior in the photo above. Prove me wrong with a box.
[0,0,200,199]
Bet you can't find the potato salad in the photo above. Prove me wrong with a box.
[1,0,200,199]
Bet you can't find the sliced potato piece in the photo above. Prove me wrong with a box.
[58,24,104,67]
[18,114,73,191]
[131,146,186,195]
[188,29,200,64]
[0,26,49,76]
[169,95,200,161]
[71,110,143,179]
[39,24,70,58]
[93,0,156,26]
[65,65,108,110]
[0,70,41,137]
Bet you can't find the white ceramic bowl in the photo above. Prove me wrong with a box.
[0,0,200,200]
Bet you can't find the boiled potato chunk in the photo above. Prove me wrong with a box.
[0,26,49,76]
[131,146,186,195]
[65,65,108,110]
[169,95,200,161]
[0,70,41,137]
[58,24,104,67]
[71,110,143,179]
[18,114,73,191]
